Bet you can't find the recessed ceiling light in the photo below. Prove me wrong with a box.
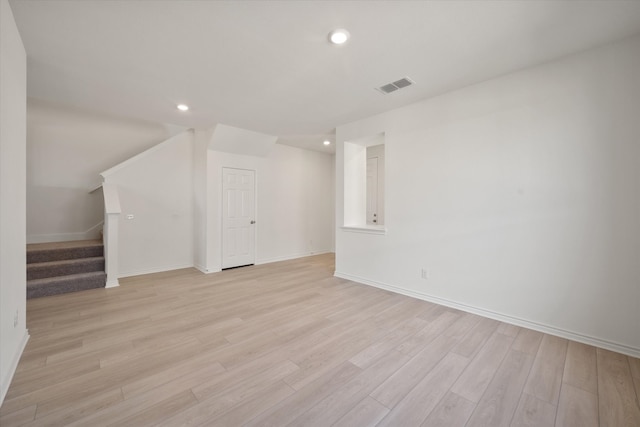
[329,29,350,45]
[323,140,331,146]
[177,104,189,111]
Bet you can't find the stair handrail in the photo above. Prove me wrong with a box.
[102,182,121,288]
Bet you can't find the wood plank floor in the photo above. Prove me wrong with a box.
[1,253,639,426]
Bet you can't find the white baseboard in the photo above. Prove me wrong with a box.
[194,264,221,274]
[1,330,29,406]
[27,232,88,244]
[334,271,640,359]
[105,279,120,288]
[118,263,195,278]
[27,223,103,244]
[256,250,332,266]
[122,253,331,278]
[193,252,333,274]
[84,221,104,238]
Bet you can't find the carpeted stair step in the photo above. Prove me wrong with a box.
[27,271,107,299]
[27,241,103,264]
[27,257,105,280]
[26,240,107,299]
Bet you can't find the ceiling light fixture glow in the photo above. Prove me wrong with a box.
[323,140,331,146]
[329,29,350,45]
[177,104,189,111]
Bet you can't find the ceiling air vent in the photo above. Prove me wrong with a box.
[376,77,414,94]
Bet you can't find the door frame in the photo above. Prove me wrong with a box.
[221,167,257,269]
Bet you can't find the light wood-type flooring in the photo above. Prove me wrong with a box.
[1,253,639,426]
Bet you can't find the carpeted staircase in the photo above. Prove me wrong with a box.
[27,240,107,298]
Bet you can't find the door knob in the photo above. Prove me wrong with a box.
[250,220,256,224]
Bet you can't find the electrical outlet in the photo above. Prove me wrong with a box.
[13,309,18,327]
[421,268,429,280]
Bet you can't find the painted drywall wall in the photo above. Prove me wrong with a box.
[257,144,335,263]
[192,128,213,272]
[26,99,180,243]
[0,0,29,404]
[102,131,194,277]
[343,141,367,227]
[205,143,335,272]
[209,124,276,157]
[336,34,640,356]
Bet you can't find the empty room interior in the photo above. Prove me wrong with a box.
[2,1,640,426]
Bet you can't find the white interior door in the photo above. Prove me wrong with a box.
[366,157,378,225]
[222,168,255,269]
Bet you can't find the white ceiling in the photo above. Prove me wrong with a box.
[9,0,640,153]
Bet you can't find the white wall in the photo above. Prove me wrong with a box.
[258,144,335,263]
[343,141,367,227]
[210,124,276,157]
[205,143,335,272]
[0,0,29,404]
[26,99,178,243]
[336,34,640,356]
[192,128,212,272]
[102,131,194,277]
